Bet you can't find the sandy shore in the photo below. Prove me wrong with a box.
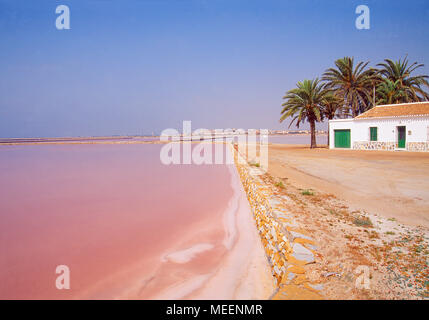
[268,144,429,228]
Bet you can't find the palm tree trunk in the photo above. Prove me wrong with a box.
[327,117,332,147]
[310,120,317,149]
[352,102,358,118]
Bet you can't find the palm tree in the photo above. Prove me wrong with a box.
[280,79,329,148]
[377,56,429,101]
[322,57,377,117]
[321,92,342,146]
[376,79,407,105]
[368,67,383,107]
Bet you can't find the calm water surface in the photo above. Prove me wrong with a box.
[0,144,235,299]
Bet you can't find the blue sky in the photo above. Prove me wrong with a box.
[0,0,428,137]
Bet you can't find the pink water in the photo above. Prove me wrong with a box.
[0,144,235,299]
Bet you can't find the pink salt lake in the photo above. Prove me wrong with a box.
[0,144,272,299]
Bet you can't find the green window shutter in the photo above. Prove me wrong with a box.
[370,127,377,141]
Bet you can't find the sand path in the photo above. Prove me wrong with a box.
[267,145,429,228]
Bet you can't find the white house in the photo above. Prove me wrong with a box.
[329,102,429,152]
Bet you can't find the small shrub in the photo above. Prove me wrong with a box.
[385,231,395,235]
[301,189,314,196]
[415,245,424,254]
[353,216,373,227]
[374,248,381,261]
[249,162,260,167]
[275,181,285,189]
[369,231,379,239]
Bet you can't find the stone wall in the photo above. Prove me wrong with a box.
[230,144,324,299]
[407,142,429,152]
[231,145,318,288]
[353,141,396,151]
[235,159,292,286]
[353,141,429,152]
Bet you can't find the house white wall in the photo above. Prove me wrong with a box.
[329,116,429,150]
[329,119,354,149]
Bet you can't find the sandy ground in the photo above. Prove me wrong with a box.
[246,144,429,299]
[268,144,429,228]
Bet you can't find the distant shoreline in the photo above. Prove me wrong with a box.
[0,133,327,142]
[0,136,158,145]
[269,133,327,136]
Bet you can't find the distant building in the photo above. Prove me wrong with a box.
[329,102,429,152]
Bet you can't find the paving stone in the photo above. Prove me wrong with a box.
[290,231,313,241]
[291,243,315,264]
[305,244,318,251]
[273,210,290,218]
[308,283,324,291]
[280,195,292,202]
[287,272,296,281]
[269,199,281,206]
[283,221,299,228]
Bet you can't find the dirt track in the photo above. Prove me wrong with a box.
[267,145,429,228]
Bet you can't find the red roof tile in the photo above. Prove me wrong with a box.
[356,102,429,119]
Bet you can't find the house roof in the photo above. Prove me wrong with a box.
[355,102,429,119]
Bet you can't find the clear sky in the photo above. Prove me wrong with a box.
[0,0,428,137]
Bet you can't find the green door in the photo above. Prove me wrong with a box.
[370,127,378,141]
[397,126,406,148]
[334,129,351,148]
